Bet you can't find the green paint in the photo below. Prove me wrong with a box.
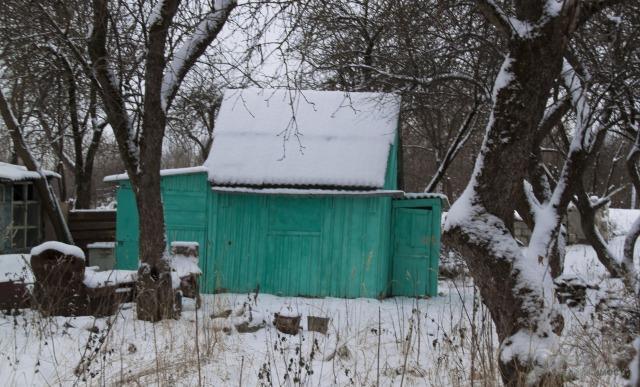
[111,138,442,298]
[114,181,139,270]
[391,208,433,296]
[115,172,209,271]
[205,192,393,298]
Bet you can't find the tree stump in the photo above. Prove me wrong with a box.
[30,245,87,316]
[136,267,177,321]
[170,241,202,309]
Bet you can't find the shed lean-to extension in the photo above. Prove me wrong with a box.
[105,88,444,298]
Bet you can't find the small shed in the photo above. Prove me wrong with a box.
[0,162,60,254]
[106,89,444,298]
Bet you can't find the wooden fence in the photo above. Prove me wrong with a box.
[68,210,116,255]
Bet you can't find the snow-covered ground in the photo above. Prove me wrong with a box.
[1,280,485,386]
[0,246,630,386]
[1,209,638,386]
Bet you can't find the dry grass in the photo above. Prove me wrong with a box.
[1,273,634,386]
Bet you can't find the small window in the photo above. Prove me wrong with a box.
[26,228,39,246]
[13,184,24,201]
[0,185,4,202]
[27,184,35,201]
[27,203,39,225]
[12,204,25,226]
[10,182,41,250]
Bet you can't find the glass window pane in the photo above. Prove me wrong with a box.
[27,203,39,226]
[12,229,25,249]
[27,184,35,201]
[13,204,25,226]
[13,184,24,202]
[26,228,39,247]
[0,185,4,202]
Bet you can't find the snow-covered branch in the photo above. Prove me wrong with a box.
[160,0,237,112]
[36,112,77,171]
[476,0,513,36]
[88,0,139,173]
[343,63,490,99]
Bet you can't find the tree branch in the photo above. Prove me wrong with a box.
[343,63,490,99]
[425,101,479,192]
[88,0,139,174]
[476,0,513,37]
[160,0,237,112]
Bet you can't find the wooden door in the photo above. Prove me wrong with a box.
[392,208,432,297]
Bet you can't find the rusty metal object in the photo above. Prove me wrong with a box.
[31,249,87,316]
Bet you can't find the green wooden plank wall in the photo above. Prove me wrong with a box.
[113,170,441,299]
[205,192,394,298]
[115,172,209,271]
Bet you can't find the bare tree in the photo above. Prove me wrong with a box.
[166,72,222,163]
[443,1,627,384]
[74,0,237,321]
[0,1,109,209]
[0,88,73,244]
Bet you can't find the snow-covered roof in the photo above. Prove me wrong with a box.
[0,162,60,182]
[103,166,208,182]
[204,88,401,188]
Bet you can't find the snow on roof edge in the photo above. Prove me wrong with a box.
[212,186,404,197]
[0,162,60,182]
[103,166,209,182]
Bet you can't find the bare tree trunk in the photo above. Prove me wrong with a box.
[75,171,93,209]
[87,0,236,321]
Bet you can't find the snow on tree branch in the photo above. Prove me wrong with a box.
[476,0,513,37]
[88,0,139,173]
[160,0,237,112]
[341,63,490,98]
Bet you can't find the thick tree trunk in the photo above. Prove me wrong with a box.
[134,171,173,321]
[133,107,172,321]
[88,0,235,322]
[74,171,93,209]
[444,3,583,384]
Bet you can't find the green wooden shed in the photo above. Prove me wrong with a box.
[105,88,444,298]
